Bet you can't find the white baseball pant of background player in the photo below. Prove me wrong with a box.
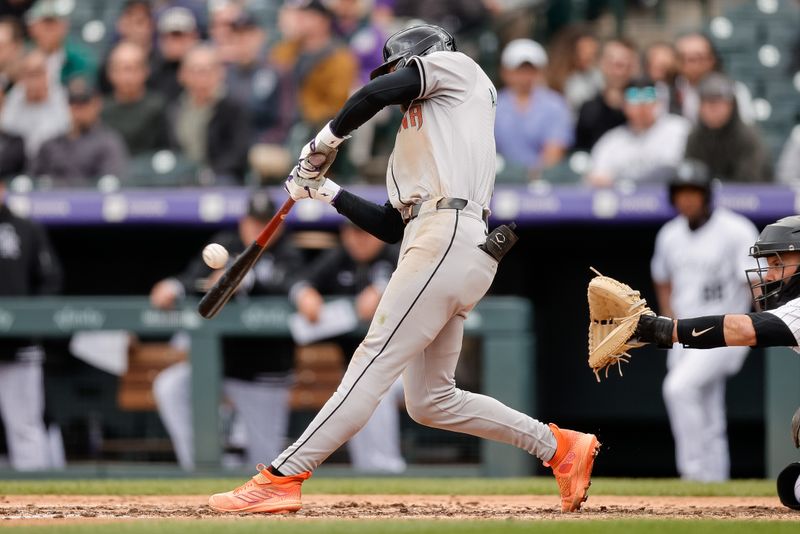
[153,361,406,472]
[0,360,50,470]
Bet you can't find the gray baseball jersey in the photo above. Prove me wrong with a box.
[387,51,497,210]
[271,51,559,476]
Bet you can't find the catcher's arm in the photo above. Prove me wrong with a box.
[634,312,795,348]
[587,269,796,381]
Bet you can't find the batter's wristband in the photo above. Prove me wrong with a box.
[676,315,727,348]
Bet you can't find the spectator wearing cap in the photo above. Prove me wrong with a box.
[97,0,157,95]
[25,0,96,85]
[270,0,357,129]
[575,37,638,152]
[0,49,69,161]
[102,41,169,157]
[169,45,251,183]
[150,190,304,471]
[150,6,199,104]
[31,81,128,185]
[0,16,23,88]
[586,77,690,187]
[684,72,772,183]
[674,32,755,125]
[494,38,573,180]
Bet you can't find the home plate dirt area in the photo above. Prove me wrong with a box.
[0,494,796,523]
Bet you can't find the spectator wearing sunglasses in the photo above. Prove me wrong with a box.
[585,77,690,187]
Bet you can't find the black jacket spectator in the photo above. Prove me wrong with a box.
[684,73,772,182]
[575,95,626,152]
[0,131,24,178]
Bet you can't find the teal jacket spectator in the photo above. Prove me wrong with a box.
[25,0,97,85]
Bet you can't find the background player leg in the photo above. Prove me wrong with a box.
[663,345,748,481]
[0,361,50,470]
[348,377,406,473]
[223,377,290,467]
[153,361,194,470]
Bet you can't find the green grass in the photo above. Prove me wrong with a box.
[2,520,798,534]
[0,477,776,497]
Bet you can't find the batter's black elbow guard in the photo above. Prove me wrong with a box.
[634,314,674,348]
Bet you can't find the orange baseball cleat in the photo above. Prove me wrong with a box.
[208,464,311,514]
[543,423,601,512]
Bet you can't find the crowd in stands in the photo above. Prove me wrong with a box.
[498,27,780,185]
[0,0,795,189]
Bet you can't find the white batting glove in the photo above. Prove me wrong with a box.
[284,167,341,204]
[296,122,348,185]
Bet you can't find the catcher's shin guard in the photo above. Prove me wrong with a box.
[776,462,800,510]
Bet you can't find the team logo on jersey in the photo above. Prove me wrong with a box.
[400,103,423,131]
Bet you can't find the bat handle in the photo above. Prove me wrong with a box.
[256,198,295,247]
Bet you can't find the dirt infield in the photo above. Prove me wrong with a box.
[0,494,796,523]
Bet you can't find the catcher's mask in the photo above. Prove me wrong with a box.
[746,215,800,310]
[369,24,456,80]
[668,159,712,207]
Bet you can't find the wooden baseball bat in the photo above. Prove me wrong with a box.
[198,197,295,319]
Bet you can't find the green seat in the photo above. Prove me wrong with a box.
[126,151,200,187]
[540,160,581,185]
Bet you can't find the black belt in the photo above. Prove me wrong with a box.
[404,198,488,223]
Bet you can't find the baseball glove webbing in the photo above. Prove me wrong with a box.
[587,267,654,381]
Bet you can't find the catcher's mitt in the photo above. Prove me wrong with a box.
[587,267,654,381]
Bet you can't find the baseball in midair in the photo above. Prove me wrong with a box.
[202,243,229,269]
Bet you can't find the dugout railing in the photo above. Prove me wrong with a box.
[0,296,534,477]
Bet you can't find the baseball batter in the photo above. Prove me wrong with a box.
[632,214,800,509]
[651,161,758,481]
[209,24,600,514]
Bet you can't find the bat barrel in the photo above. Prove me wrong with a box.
[197,241,265,318]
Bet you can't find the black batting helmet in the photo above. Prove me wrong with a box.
[746,215,800,309]
[369,24,456,80]
[668,159,712,206]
